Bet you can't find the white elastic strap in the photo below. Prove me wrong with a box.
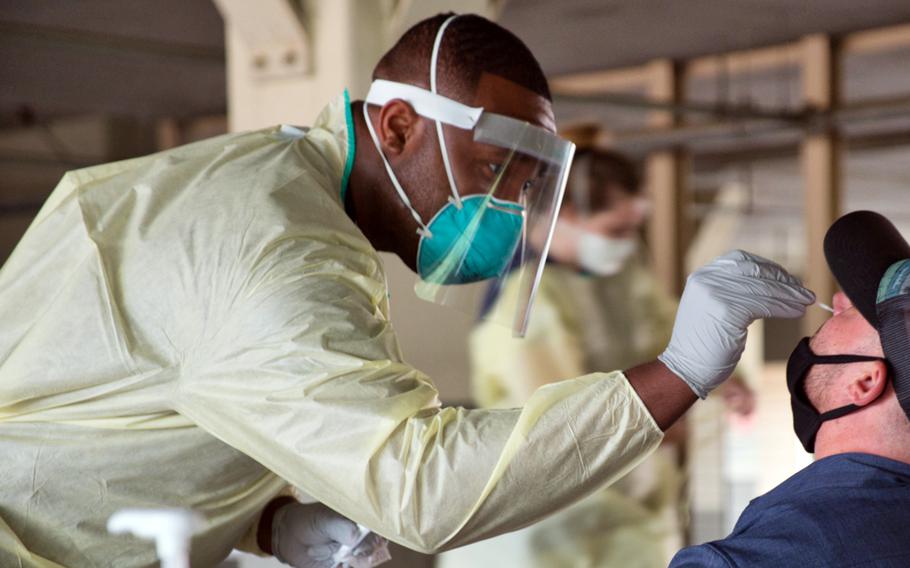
[332,524,372,566]
[430,14,463,208]
[429,15,455,95]
[366,80,482,130]
[361,102,432,236]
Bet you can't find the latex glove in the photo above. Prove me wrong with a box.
[658,250,815,398]
[272,502,387,568]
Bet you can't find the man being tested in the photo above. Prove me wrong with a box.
[0,13,813,567]
[671,211,910,567]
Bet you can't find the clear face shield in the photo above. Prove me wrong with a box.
[416,113,575,336]
[361,15,575,337]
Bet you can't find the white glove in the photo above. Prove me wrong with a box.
[272,502,389,568]
[658,250,815,398]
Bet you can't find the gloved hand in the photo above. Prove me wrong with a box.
[271,502,388,568]
[658,250,815,398]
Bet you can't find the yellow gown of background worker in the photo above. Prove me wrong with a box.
[439,259,684,568]
[0,94,662,567]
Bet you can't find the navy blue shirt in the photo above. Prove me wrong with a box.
[670,453,910,568]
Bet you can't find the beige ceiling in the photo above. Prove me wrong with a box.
[500,0,910,75]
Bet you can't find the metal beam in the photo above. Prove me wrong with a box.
[843,22,910,54]
[551,22,910,99]
[0,20,223,62]
[687,43,802,80]
[550,66,652,95]
[579,92,910,157]
[554,92,804,122]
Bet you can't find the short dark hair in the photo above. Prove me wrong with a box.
[588,150,641,195]
[373,13,551,102]
[569,149,642,212]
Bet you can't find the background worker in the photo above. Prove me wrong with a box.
[671,210,910,567]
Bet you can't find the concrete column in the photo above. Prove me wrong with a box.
[800,34,841,335]
[218,0,501,132]
[218,0,387,131]
[644,59,691,297]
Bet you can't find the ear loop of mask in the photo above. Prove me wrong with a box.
[430,14,463,209]
[360,14,462,237]
[361,103,433,237]
[800,341,890,422]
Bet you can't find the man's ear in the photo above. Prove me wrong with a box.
[849,360,889,407]
[377,99,424,157]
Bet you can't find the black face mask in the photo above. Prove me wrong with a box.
[786,337,888,453]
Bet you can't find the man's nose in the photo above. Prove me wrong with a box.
[832,291,853,315]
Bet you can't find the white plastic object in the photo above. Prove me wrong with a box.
[107,508,204,568]
[333,524,391,568]
[365,79,483,130]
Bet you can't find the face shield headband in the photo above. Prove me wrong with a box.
[362,79,571,284]
[786,337,889,453]
[361,79,570,229]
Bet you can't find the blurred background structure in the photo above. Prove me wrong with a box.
[3,1,910,566]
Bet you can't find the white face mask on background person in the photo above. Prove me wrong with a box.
[577,231,637,276]
[546,218,638,276]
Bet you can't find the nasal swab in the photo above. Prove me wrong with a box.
[817,302,834,313]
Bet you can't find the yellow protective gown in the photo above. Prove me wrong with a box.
[0,94,662,568]
[439,261,683,568]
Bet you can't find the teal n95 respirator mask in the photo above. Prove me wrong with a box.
[361,14,575,336]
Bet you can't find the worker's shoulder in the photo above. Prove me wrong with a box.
[62,125,317,195]
[140,125,353,234]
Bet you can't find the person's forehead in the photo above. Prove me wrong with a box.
[588,185,642,212]
[470,72,556,133]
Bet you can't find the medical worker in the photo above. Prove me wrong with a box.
[0,13,812,568]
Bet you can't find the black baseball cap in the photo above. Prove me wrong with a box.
[824,210,910,420]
